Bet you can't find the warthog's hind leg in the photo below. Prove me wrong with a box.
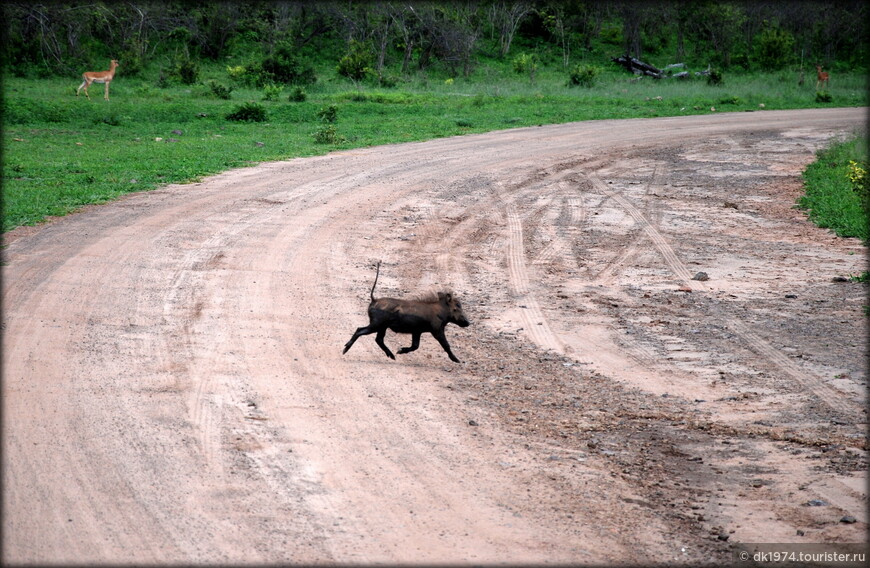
[343,325,377,354]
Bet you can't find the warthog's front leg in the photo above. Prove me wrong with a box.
[397,333,422,355]
[432,329,461,363]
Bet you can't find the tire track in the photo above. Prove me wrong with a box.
[585,172,863,423]
[505,204,564,353]
[591,166,663,286]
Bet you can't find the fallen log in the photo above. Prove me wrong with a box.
[611,55,663,78]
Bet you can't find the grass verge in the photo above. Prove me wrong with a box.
[799,135,869,244]
[3,66,869,233]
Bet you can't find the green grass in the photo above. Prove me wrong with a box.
[799,135,869,243]
[3,63,869,233]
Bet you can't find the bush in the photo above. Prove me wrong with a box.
[226,65,247,81]
[208,80,233,99]
[848,159,868,206]
[815,90,833,103]
[568,64,600,87]
[755,27,795,71]
[262,84,283,101]
[288,86,307,102]
[337,40,374,84]
[512,53,539,82]
[174,55,199,85]
[707,68,724,86]
[259,43,317,86]
[377,73,399,88]
[226,102,268,122]
[317,104,338,123]
[313,125,346,144]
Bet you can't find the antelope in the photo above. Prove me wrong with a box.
[815,65,829,90]
[77,59,119,101]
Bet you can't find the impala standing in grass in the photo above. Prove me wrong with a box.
[77,59,119,101]
[815,64,830,90]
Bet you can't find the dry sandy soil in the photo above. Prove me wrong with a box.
[3,108,867,565]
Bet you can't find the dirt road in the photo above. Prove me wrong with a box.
[3,108,867,564]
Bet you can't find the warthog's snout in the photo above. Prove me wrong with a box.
[342,262,470,363]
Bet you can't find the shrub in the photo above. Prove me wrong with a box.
[174,55,199,85]
[262,84,283,101]
[707,68,724,85]
[815,90,833,103]
[226,65,247,81]
[317,104,338,123]
[288,86,307,102]
[117,49,144,78]
[313,125,346,144]
[226,102,268,122]
[208,80,233,99]
[568,64,600,87]
[259,43,317,86]
[337,40,374,84]
[377,73,399,88]
[512,53,539,82]
[755,27,795,71]
[848,160,868,207]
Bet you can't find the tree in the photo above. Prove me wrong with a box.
[488,1,533,58]
[414,2,482,77]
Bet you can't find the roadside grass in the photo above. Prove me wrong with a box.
[3,64,868,232]
[799,134,869,243]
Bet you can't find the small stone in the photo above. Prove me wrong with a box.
[797,529,805,536]
[804,499,827,507]
[840,515,857,524]
[717,533,729,541]
[692,272,709,281]
[468,419,478,426]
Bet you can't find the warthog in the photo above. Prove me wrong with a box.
[343,261,470,363]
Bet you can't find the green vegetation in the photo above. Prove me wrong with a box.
[4,64,869,233]
[2,1,868,233]
[800,135,869,243]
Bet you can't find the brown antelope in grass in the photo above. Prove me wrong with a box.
[77,59,119,100]
[815,65,829,90]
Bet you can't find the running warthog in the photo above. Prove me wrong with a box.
[342,261,470,363]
